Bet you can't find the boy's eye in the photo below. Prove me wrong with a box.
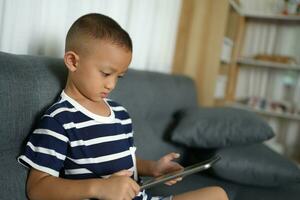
[118,75,124,79]
[101,72,110,77]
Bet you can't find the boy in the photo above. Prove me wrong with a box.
[18,13,228,200]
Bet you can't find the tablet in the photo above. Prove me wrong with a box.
[140,155,220,190]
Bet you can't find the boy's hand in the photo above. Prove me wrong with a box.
[152,153,184,186]
[95,170,140,200]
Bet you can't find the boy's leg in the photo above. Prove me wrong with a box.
[173,186,228,200]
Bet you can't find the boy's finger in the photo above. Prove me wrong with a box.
[177,177,183,181]
[165,177,183,185]
[131,179,141,195]
[165,180,177,185]
[163,152,180,162]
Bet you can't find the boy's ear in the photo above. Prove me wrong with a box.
[64,51,79,72]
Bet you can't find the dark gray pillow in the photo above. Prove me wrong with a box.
[210,144,300,187]
[171,107,274,148]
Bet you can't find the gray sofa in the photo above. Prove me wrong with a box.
[1,51,300,200]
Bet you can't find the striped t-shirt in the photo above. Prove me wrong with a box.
[18,90,152,200]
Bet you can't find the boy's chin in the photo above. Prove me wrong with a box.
[87,96,106,103]
[96,97,106,102]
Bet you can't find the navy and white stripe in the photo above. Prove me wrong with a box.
[18,91,153,199]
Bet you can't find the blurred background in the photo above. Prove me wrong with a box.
[0,0,299,164]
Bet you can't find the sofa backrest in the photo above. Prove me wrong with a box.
[0,51,198,199]
[110,69,198,160]
[0,52,66,199]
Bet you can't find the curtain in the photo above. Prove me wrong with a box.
[0,0,182,73]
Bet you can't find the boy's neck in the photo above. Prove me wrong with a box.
[64,76,111,117]
[64,76,85,102]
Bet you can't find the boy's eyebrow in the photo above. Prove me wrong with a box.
[101,65,128,74]
[100,65,116,72]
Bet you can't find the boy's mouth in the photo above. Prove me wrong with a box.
[100,92,108,98]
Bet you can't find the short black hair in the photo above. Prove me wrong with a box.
[65,13,132,53]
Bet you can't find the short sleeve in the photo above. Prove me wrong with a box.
[18,116,69,177]
[120,107,134,147]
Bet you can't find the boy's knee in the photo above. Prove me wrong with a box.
[210,186,228,200]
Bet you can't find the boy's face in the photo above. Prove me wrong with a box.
[68,40,132,102]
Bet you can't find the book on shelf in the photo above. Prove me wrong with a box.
[227,97,300,121]
[229,0,300,21]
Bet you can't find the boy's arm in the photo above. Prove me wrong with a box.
[27,168,140,200]
[136,158,157,177]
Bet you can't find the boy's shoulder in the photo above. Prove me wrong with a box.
[41,97,129,123]
[42,96,75,121]
[46,97,72,113]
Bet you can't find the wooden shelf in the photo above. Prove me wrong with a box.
[227,102,300,121]
[238,57,300,71]
[229,0,300,22]
[224,1,300,160]
[244,13,300,22]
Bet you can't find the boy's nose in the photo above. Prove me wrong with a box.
[104,77,117,91]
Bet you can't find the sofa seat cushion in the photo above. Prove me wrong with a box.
[190,144,300,187]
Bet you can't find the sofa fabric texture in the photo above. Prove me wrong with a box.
[1,51,300,200]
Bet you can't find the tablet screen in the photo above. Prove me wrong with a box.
[140,155,220,190]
